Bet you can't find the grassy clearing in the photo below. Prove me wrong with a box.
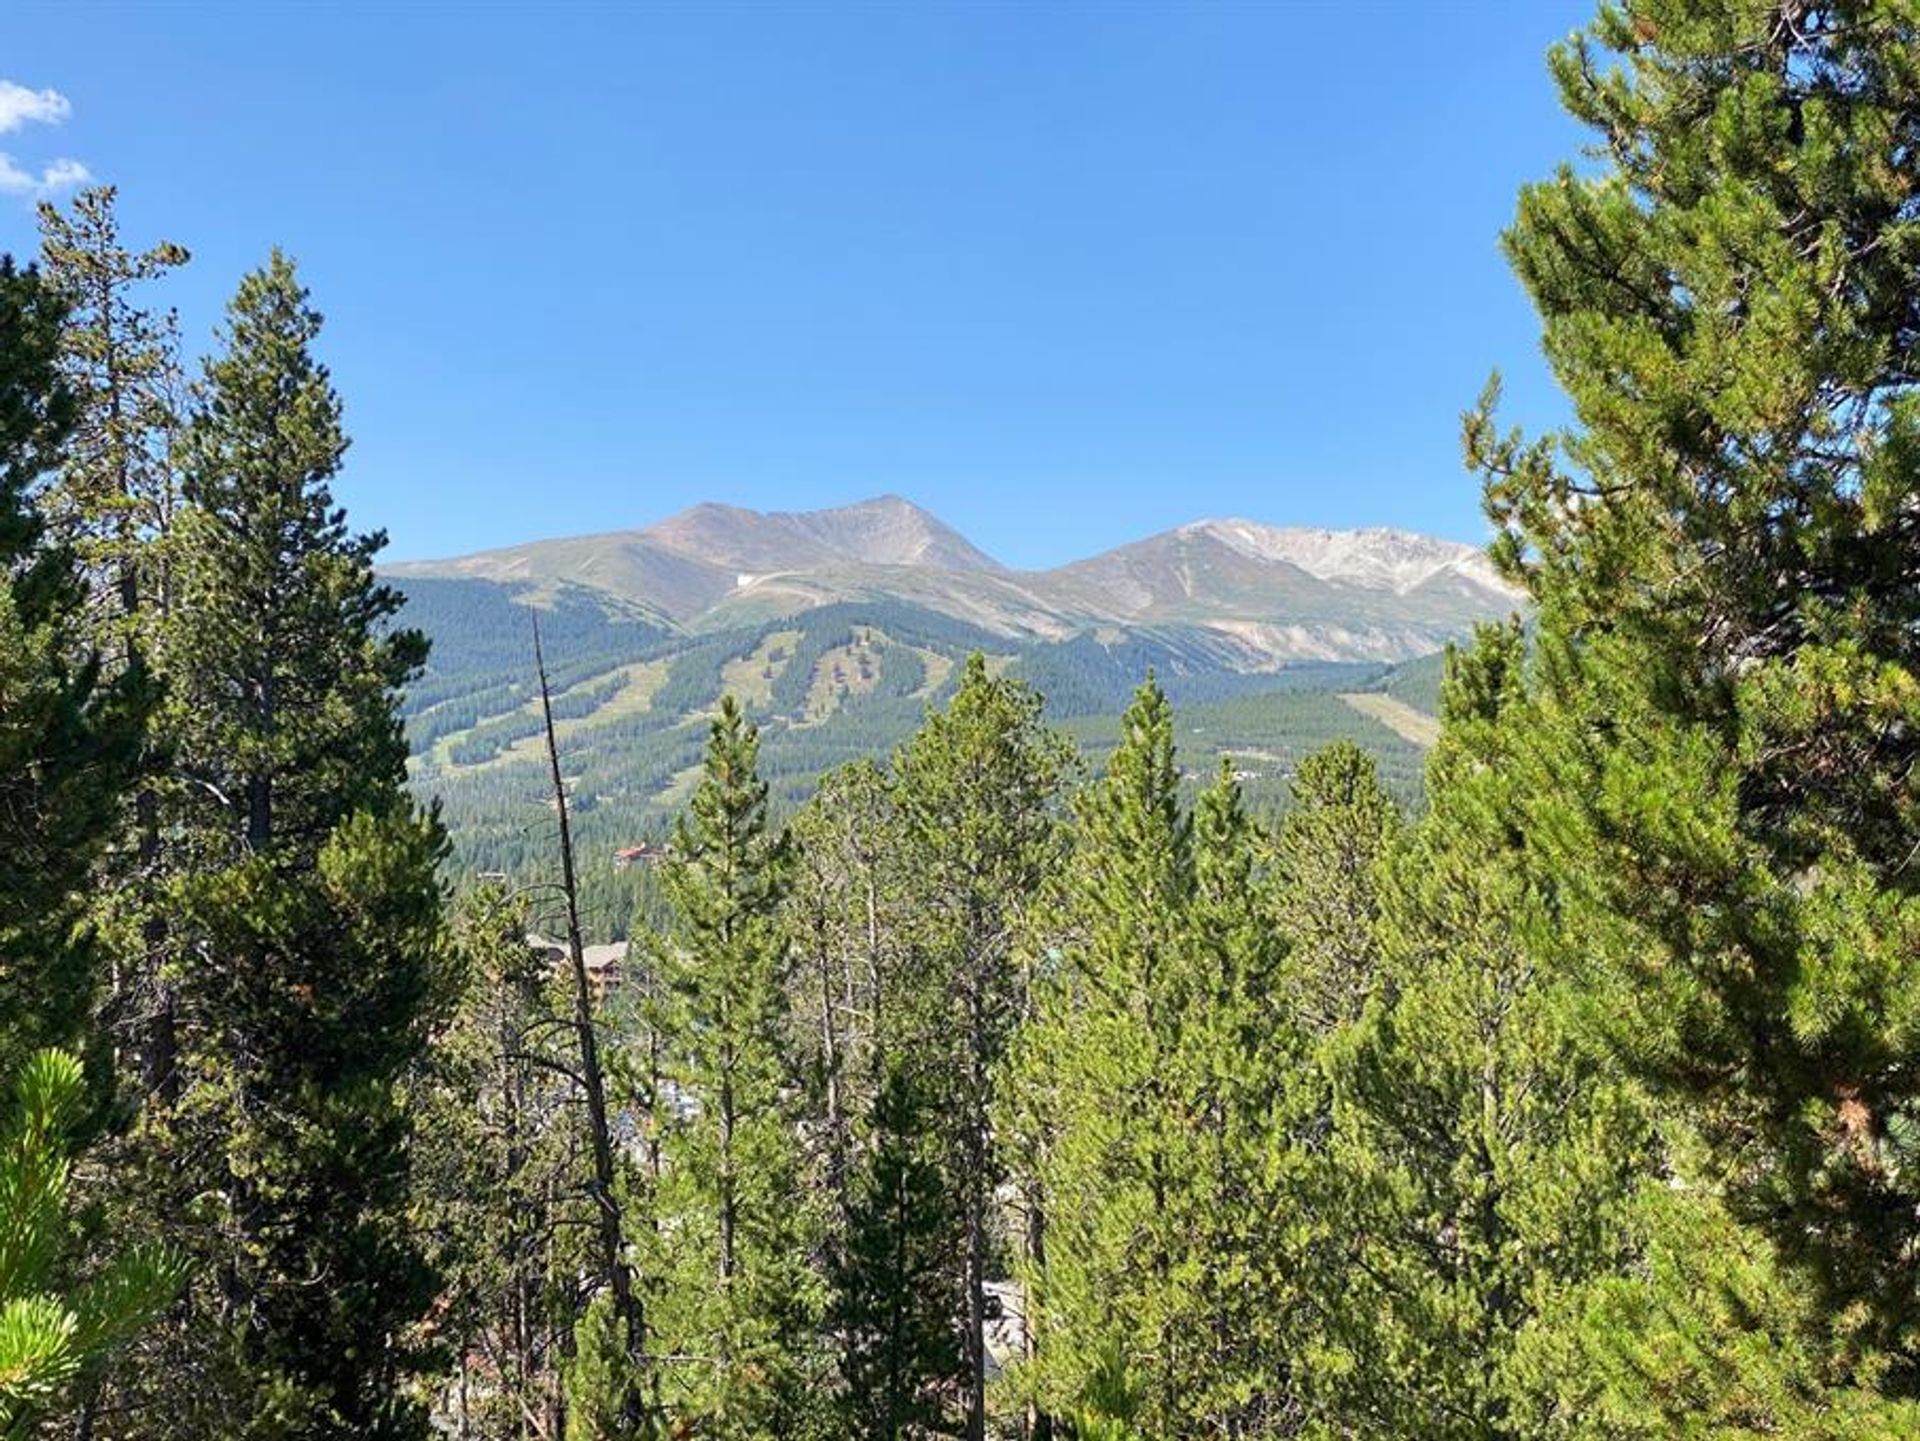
[1339,692,1442,748]
[656,759,707,811]
[804,639,883,719]
[914,646,954,697]
[720,629,803,707]
[449,659,673,772]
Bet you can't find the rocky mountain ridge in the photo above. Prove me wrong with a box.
[387,495,1521,666]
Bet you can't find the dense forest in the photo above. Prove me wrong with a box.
[3,4,1918,1438]
[392,575,1433,900]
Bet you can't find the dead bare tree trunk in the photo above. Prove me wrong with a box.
[533,616,651,1433]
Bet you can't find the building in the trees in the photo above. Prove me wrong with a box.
[526,934,627,1005]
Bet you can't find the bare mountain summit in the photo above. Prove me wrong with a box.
[645,494,1007,576]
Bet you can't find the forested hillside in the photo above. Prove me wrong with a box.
[3,4,1917,1440]
[396,574,1438,899]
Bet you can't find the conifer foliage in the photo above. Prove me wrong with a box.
[648,696,822,1437]
[415,887,585,1438]
[1322,624,1651,1436]
[167,249,425,859]
[890,654,1072,1441]
[33,186,188,1120]
[0,256,175,1437]
[1008,682,1307,1436]
[147,252,450,1438]
[786,759,970,1436]
[1272,739,1398,1036]
[0,1050,181,1435]
[34,186,187,644]
[0,256,150,1080]
[1465,0,1920,1401]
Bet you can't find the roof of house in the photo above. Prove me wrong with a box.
[526,935,629,972]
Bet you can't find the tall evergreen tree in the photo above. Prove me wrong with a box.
[784,761,906,1263]
[1464,0,1920,1401]
[834,1056,968,1439]
[415,886,587,1438]
[890,654,1072,1441]
[1179,762,1315,1434]
[165,249,423,862]
[0,252,164,1431]
[35,185,187,648]
[1008,681,1191,1427]
[1320,625,1651,1439]
[649,696,823,1438]
[1009,686,1310,1435]
[0,254,148,1082]
[35,186,189,1104]
[113,252,451,1439]
[785,760,970,1435]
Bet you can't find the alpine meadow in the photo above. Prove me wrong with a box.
[1,3,1917,1439]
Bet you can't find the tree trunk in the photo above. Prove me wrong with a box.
[1025,1192,1050,1441]
[247,661,273,851]
[965,979,989,1441]
[535,617,650,1431]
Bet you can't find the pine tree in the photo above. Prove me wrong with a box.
[1179,762,1315,1434]
[1580,1138,1920,1438]
[649,696,823,1438]
[889,654,1072,1441]
[0,254,149,1082]
[35,185,189,1103]
[0,257,168,1432]
[415,886,587,1437]
[1464,0,1920,1400]
[1009,686,1311,1435]
[834,1057,967,1438]
[1272,739,1398,1036]
[0,1049,181,1435]
[784,761,907,1259]
[785,760,970,1434]
[117,252,451,1438]
[165,249,423,862]
[35,185,188,648]
[1319,625,1651,1438]
[1010,681,1191,1426]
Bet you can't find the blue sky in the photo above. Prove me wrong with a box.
[3,2,1593,569]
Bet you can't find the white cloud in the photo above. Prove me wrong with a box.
[0,80,71,135]
[0,152,92,198]
[0,80,90,199]
[37,157,90,189]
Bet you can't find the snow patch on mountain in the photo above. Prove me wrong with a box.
[1183,520,1515,596]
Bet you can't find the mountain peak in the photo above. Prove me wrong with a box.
[839,492,917,512]
[642,495,1006,576]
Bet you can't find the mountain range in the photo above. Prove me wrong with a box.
[389,497,1523,868]
[388,494,1518,667]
